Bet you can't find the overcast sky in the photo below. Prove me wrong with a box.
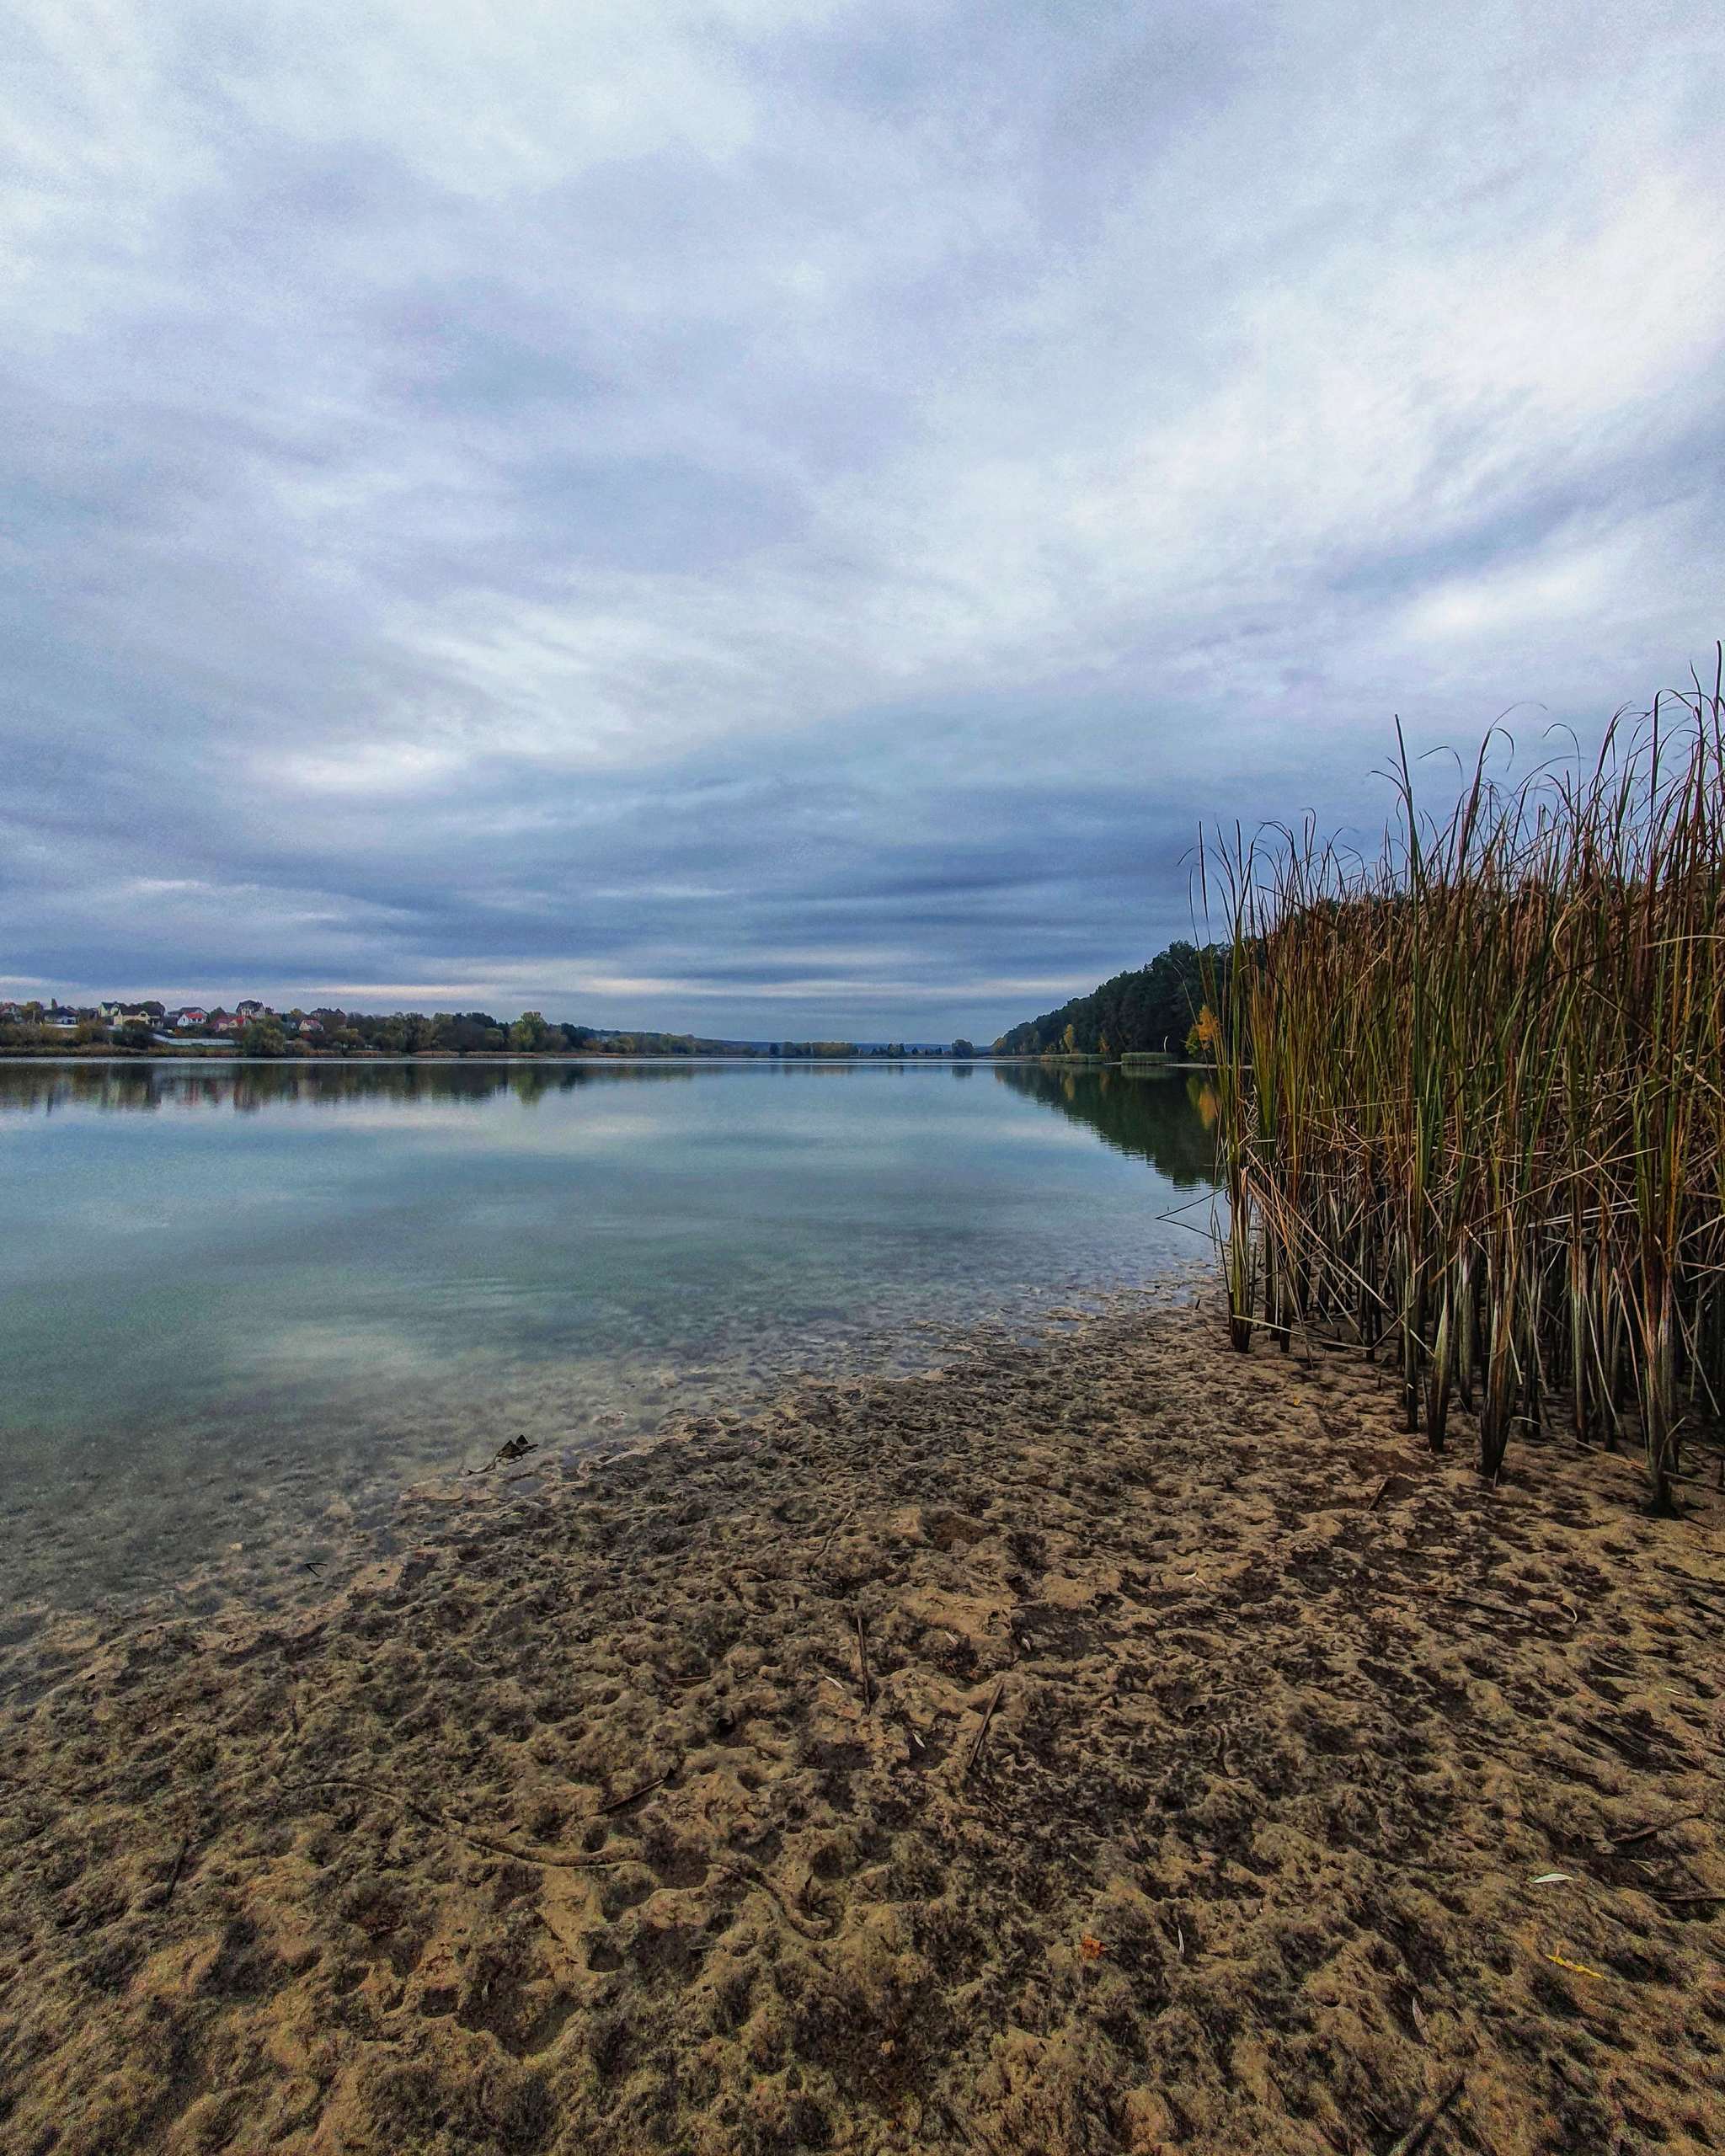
[3,2,1721,1037]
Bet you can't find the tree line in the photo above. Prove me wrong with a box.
[0,1006,990,1059]
[235,1011,775,1057]
[991,940,1227,1058]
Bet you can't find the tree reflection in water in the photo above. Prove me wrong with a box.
[0,1059,702,1117]
[991,1063,1220,1188]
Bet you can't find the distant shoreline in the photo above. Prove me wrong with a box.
[0,1048,1210,1070]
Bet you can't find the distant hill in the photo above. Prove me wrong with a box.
[993,940,1224,1057]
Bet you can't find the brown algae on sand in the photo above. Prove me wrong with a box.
[0,1299,1720,2154]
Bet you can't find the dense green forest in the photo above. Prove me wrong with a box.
[992,940,1226,1057]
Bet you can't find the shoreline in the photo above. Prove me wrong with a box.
[1,1294,1719,2153]
[0,1051,1210,1069]
[0,1272,1214,1632]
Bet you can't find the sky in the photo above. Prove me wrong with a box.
[3,0,1721,1039]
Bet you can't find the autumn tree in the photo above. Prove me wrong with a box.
[510,1010,553,1053]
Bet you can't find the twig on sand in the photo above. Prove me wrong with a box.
[1610,1810,1706,1849]
[960,1677,1006,1782]
[1434,1591,1541,1626]
[155,1834,193,1911]
[855,1609,873,1714]
[1367,1475,1391,1511]
[1381,2071,1466,2156]
[597,1770,671,1817]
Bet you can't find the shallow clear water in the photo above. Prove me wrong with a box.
[0,1058,1218,1611]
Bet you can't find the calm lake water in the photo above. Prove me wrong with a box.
[0,1059,1218,1615]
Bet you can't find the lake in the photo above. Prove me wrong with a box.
[0,1059,1218,1617]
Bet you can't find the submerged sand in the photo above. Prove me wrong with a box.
[0,1297,1720,2155]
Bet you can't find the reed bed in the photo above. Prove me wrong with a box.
[1202,657,1725,1512]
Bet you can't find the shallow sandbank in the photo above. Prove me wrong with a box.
[1,1298,1720,2154]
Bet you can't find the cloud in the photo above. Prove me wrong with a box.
[3,0,1721,1035]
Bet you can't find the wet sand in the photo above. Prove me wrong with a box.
[1,1296,1720,2154]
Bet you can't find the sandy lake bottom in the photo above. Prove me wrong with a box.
[1,1294,1721,2155]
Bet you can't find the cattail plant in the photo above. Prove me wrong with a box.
[1203,654,1725,1513]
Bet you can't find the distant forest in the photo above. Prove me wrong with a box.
[992,941,1226,1057]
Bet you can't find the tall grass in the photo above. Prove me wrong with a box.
[1201,656,1725,1512]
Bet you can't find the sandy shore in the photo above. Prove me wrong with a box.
[1,1296,1721,2155]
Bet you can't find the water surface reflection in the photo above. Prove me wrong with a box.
[0,1059,1217,1613]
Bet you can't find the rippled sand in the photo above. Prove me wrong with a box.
[1,1294,1720,2154]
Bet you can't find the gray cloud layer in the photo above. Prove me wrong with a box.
[3,0,1721,1035]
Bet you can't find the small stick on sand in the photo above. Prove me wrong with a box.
[1435,1592,1538,1625]
[156,1834,193,1911]
[1381,2071,1466,2156]
[1368,1475,1391,1511]
[596,1770,671,1817]
[960,1677,1005,1781]
[855,1609,873,1714]
[1610,1810,1706,1849]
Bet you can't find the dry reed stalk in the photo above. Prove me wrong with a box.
[1203,653,1725,1513]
